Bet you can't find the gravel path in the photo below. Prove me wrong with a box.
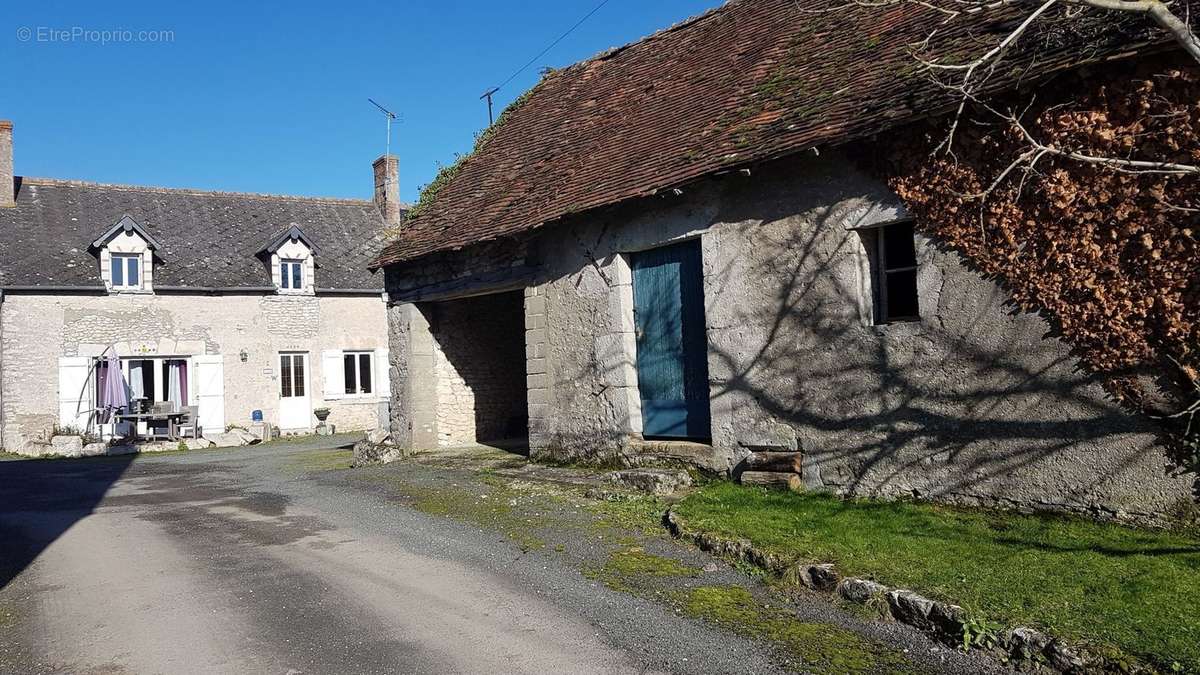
[0,436,1005,674]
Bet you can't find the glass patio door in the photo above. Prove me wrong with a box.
[278,352,311,430]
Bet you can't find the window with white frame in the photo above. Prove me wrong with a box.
[343,351,374,396]
[866,222,920,324]
[279,259,304,291]
[110,253,142,290]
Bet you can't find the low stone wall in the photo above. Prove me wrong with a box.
[665,509,1127,674]
[16,434,219,458]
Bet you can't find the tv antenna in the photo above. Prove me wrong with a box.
[368,98,400,210]
[368,97,399,158]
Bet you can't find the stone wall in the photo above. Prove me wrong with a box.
[427,291,527,446]
[0,291,389,452]
[384,151,1194,521]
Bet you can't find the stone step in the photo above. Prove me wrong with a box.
[624,439,728,474]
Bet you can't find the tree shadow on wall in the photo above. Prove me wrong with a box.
[543,169,1186,511]
[697,185,1181,509]
[0,454,136,589]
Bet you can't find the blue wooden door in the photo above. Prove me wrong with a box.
[631,240,711,439]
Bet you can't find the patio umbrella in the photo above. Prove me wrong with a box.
[97,352,128,424]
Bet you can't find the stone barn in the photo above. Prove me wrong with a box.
[370,1,1194,520]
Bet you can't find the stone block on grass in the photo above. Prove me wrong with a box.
[803,563,840,591]
[887,590,937,630]
[50,435,83,458]
[838,578,889,604]
[605,469,693,496]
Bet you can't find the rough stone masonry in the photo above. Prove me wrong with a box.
[381,151,1194,523]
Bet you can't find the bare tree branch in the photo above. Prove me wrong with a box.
[1076,0,1200,63]
[1006,111,1200,173]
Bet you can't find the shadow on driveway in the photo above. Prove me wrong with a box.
[0,455,135,589]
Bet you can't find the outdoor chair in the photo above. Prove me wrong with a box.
[176,406,202,439]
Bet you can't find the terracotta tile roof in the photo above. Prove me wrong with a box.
[372,0,1167,268]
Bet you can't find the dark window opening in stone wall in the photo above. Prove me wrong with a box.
[862,222,920,324]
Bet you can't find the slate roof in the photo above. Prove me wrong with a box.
[372,0,1168,268]
[0,178,393,290]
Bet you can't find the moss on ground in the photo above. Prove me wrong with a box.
[0,602,17,629]
[678,585,916,675]
[284,448,354,472]
[360,472,549,551]
[320,459,942,673]
[584,546,700,593]
[587,494,669,535]
[676,481,1200,671]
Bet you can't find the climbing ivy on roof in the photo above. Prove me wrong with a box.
[403,88,537,224]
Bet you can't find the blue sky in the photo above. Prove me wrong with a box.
[1,1,722,203]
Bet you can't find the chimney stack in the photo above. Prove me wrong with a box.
[0,120,13,208]
[372,154,401,226]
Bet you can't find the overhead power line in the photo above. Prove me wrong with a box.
[481,0,615,122]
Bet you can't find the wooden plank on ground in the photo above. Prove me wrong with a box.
[739,452,803,474]
[738,471,803,492]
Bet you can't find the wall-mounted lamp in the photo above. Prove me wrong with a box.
[239,350,248,363]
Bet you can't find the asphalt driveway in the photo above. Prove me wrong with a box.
[0,436,999,674]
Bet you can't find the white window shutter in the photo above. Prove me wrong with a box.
[376,349,391,398]
[58,356,93,431]
[322,350,344,400]
[193,355,225,433]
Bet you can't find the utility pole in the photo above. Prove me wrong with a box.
[480,87,499,126]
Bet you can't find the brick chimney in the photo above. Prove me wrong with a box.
[0,120,13,208]
[372,154,401,226]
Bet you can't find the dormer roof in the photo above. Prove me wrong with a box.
[91,214,164,250]
[259,223,323,256]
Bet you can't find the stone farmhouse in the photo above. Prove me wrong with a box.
[0,120,400,454]
[371,1,1194,520]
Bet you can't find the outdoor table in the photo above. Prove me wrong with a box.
[113,411,186,442]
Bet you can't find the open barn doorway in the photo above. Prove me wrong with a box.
[424,290,529,454]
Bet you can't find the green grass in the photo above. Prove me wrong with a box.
[675,482,1200,671]
[678,585,917,674]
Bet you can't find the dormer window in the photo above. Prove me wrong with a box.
[110,253,141,290]
[260,224,320,295]
[93,215,161,294]
[280,259,304,290]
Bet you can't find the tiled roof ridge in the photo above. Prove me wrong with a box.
[18,176,387,207]
[566,0,733,71]
[372,0,1177,269]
